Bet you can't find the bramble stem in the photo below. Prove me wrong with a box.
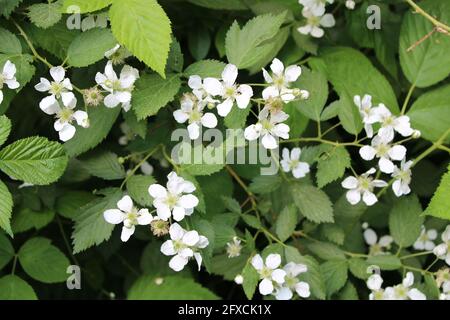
[401,84,415,115]
[405,0,450,34]
[120,145,161,189]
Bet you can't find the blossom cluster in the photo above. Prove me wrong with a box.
[367,271,426,300]
[0,60,19,105]
[251,253,310,300]
[341,94,419,206]
[298,0,336,38]
[103,171,209,272]
[33,44,138,142]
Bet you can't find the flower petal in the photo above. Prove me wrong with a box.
[120,225,135,242]
[103,209,125,224]
[117,195,133,212]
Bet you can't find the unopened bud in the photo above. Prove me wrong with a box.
[346,0,356,10]
[412,130,421,139]
[299,90,310,100]
[154,277,164,285]
[234,275,244,285]
[118,157,125,164]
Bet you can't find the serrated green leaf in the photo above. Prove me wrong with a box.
[407,84,450,144]
[0,28,21,54]
[348,258,370,280]
[126,175,155,207]
[242,260,259,299]
[425,164,450,220]
[123,109,147,139]
[241,214,261,229]
[109,0,172,77]
[338,282,358,300]
[0,137,68,185]
[275,205,297,242]
[0,275,37,300]
[221,196,241,214]
[191,217,215,265]
[71,189,122,254]
[306,241,346,261]
[320,223,345,245]
[18,237,70,283]
[62,0,113,13]
[27,3,62,29]
[132,73,181,120]
[188,26,211,61]
[79,150,125,180]
[12,208,55,234]
[128,275,218,299]
[389,194,424,247]
[284,102,310,138]
[0,180,12,236]
[225,12,286,69]
[290,183,334,223]
[366,254,402,270]
[249,175,282,194]
[316,145,351,188]
[320,260,348,297]
[399,0,450,88]
[224,105,250,129]
[210,253,249,281]
[0,232,14,270]
[67,28,116,67]
[56,191,96,220]
[64,104,121,157]
[0,115,11,147]
[289,67,328,121]
[184,59,226,78]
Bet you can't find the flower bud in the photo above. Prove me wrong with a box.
[346,0,356,10]
[154,277,164,285]
[234,274,244,285]
[412,130,421,139]
[118,157,125,164]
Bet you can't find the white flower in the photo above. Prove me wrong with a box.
[384,272,426,300]
[262,58,303,103]
[140,161,154,175]
[103,195,153,242]
[433,225,450,265]
[173,93,218,140]
[160,223,209,272]
[391,159,413,197]
[104,44,131,65]
[299,0,334,16]
[187,75,219,107]
[251,254,286,295]
[234,274,244,285]
[274,262,310,300]
[367,274,387,300]
[345,0,356,10]
[244,108,290,149]
[280,148,310,179]
[40,96,89,142]
[35,66,75,113]
[0,60,20,104]
[359,135,407,174]
[203,64,253,117]
[373,104,413,141]
[298,9,335,38]
[341,168,388,206]
[148,171,199,221]
[362,223,393,256]
[226,237,242,258]
[413,225,437,251]
[95,61,139,111]
[353,94,379,138]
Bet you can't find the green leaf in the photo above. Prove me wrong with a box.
[284,246,326,300]
[0,275,37,300]
[184,59,226,78]
[79,150,125,180]
[0,115,11,147]
[407,84,450,144]
[12,208,55,234]
[399,0,450,88]
[366,254,402,271]
[389,195,424,247]
[290,184,334,223]
[67,28,116,67]
[225,12,286,69]
[62,0,113,13]
[56,191,96,220]
[316,145,351,188]
[166,38,184,73]
[0,137,68,185]
[242,260,259,299]
[123,109,147,139]
[320,260,348,297]
[128,275,218,299]
[191,217,215,267]
[109,0,172,77]
[126,175,156,207]
[0,0,23,18]
[284,103,310,138]
[425,164,450,220]
[71,189,122,254]
[18,237,70,283]
[221,196,241,214]
[132,73,181,120]
[348,258,370,280]
[0,180,12,236]
[210,253,249,281]
[338,282,358,300]
[306,241,346,261]
[0,28,21,54]
[320,224,345,246]
[27,3,62,29]
[0,232,14,270]
[315,47,399,134]
[275,205,297,242]
[188,26,211,61]
[249,175,282,194]
[289,67,328,121]
[241,214,261,229]
[224,106,251,129]
[64,104,121,157]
